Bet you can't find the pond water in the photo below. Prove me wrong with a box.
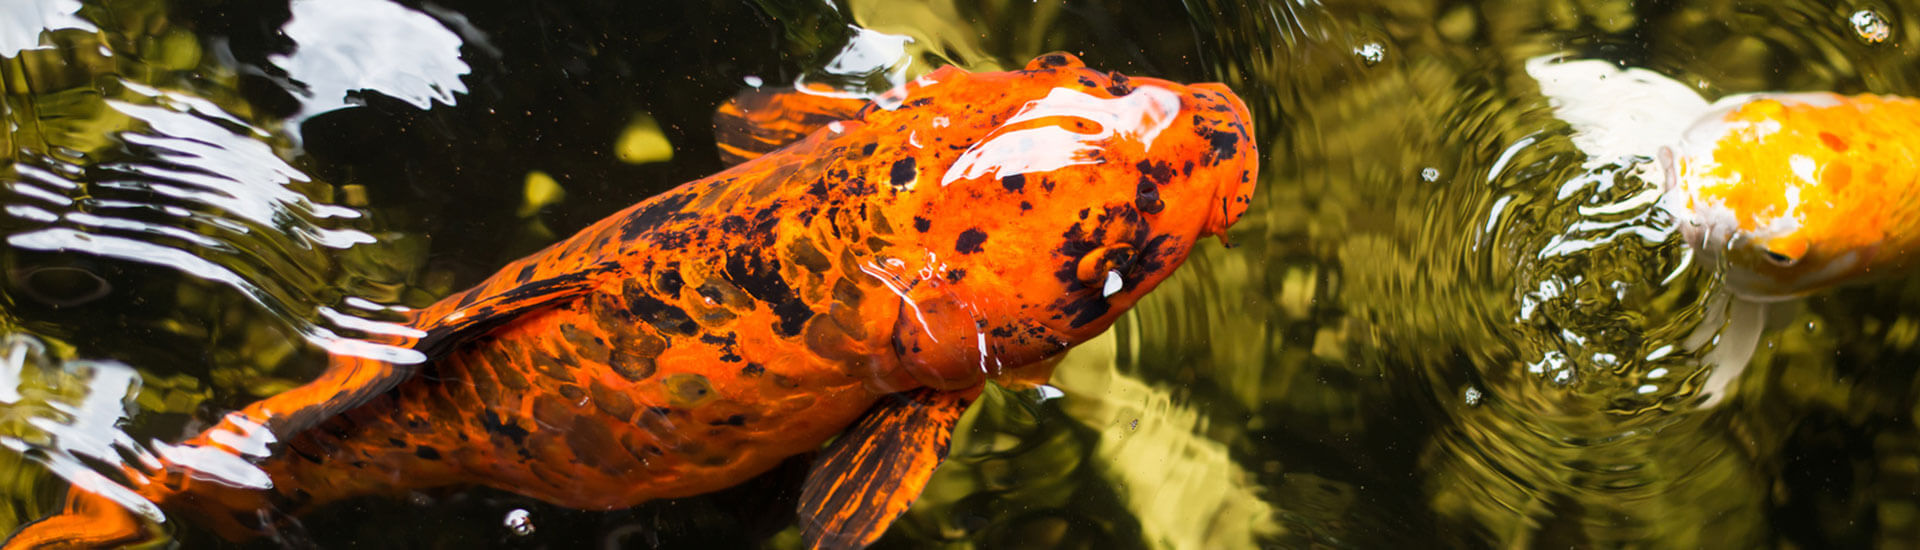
[3,0,1919,548]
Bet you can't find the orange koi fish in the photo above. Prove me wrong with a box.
[3,52,1257,548]
[1530,56,1920,403]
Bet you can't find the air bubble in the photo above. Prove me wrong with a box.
[1354,42,1386,66]
[1551,368,1575,386]
[1463,386,1483,406]
[1421,167,1440,182]
[504,508,534,536]
[1852,10,1892,44]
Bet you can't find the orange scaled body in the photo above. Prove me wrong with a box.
[5,53,1257,548]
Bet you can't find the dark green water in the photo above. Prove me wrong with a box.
[3,0,1920,548]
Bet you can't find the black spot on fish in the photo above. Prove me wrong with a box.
[914,216,931,232]
[701,332,743,363]
[861,143,877,156]
[890,158,917,189]
[515,263,539,285]
[1105,72,1132,96]
[1203,126,1241,161]
[725,251,794,304]
[387,438,407,448]
[655,268,685,296]
[1020,201,1032,211]
[1037,53,1070,68]
[620,192,698,240]
[742,362,765,377]
[415,446,442,460]
[720,215,750,234]
[1134,234,1176,274]
[625,289,699,336]
[772,299,814,337]
[1000,173,1026,192]
[955,229,987,254]
[650,229,691,250]
[709,414,748,427]
[1136,160,1174,185]
[1061,295,1112,328]
[481,411,530,446]
[1077,76,1099,88]
[845,176,876,197]
[945,269,967,284]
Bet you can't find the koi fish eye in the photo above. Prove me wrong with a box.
[1761,248,1799,267]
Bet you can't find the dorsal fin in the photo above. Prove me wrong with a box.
[797,387,978,548]
[713,85,871,166]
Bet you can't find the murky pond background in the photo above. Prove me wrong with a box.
[3,0,1920,548]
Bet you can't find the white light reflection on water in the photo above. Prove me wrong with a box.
[0,0,95,58]
[797,25,916,106]
[0,335,170,522]
[941,86,1181,186]
[272,0,472,129]
[3,76,425,361]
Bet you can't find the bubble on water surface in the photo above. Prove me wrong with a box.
[1851,10,1892,44]
[504,508,534,536]
[1354,42,1385,66]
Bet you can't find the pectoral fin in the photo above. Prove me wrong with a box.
[798,387,978,549]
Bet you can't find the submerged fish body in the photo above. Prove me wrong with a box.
[3,53,1258,548]
[1530,56,1920,300]
[1662,93,1920,301]
[1530,55,1920,405]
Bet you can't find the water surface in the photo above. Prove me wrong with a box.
[3,0,1919,548]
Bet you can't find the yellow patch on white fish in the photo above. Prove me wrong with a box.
[1529,54,1920,407]
[1529,55,1920,301]
[1665,93,1920,301]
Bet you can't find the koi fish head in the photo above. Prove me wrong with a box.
[864,53,1258,389]
[1662,93,1920,302]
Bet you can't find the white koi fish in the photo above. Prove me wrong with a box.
[1529,55,1920,405]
